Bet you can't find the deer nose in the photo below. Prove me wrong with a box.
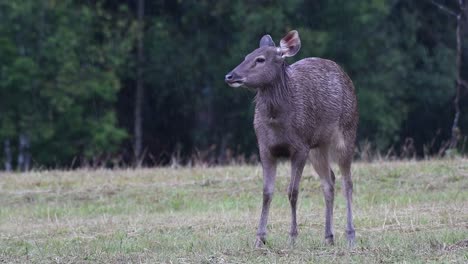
[225,73,233,82]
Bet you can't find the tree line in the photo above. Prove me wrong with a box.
[0,0,467,169]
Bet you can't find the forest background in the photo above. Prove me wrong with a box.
[1,0,467,169]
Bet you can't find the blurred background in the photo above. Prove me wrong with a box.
[0,0,467,169]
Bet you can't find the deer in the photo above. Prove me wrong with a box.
[225,30,358,248]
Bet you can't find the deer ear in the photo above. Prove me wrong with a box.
[259,34,275,48]
[280,30,301,57]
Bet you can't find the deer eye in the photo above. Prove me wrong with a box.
[255,57,266,63]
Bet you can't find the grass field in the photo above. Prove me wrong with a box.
[0,159,467,263]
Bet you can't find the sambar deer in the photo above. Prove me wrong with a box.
[225,30,358,247]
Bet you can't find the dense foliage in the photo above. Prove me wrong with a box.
[0,0,467,168]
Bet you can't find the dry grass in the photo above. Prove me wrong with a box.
[0,159,467,263]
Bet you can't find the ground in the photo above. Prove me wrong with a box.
[0,159,467,263]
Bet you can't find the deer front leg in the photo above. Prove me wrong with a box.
[287,151,307,246]
[255,157,277,248]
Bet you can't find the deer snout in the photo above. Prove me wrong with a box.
[225,72,245,88]
[225,73,234,81]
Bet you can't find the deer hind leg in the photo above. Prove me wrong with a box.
[339,160,356,247]
[310,148,335,245]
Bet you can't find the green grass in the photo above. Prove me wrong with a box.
[0,159,467,263]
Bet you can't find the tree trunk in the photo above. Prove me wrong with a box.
[450,0,466,149]
[17,134,30,171]
[4,139,12,172]
[134,0,145,165]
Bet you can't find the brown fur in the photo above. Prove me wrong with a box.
[225,30,358,247]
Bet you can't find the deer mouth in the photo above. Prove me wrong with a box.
[225,72,246,87]
[227,80,244,88]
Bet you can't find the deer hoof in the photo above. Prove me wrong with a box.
[325,235,334,246]
[347,230,356,248]
[288,237,297,248]
[254,237,266,248]
[288,231,298,247]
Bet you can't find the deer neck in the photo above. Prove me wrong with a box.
[255,64,293,121]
